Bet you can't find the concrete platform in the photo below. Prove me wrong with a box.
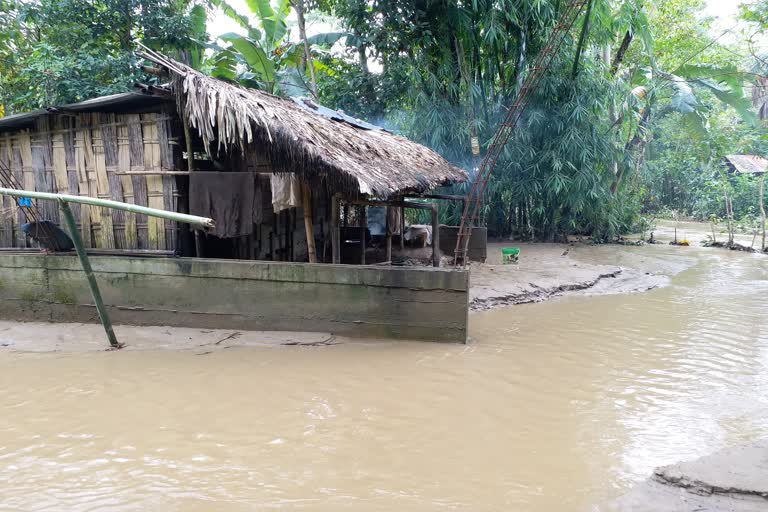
[603,441,768,512]
[0,254,469,343]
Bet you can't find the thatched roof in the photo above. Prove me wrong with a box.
[0,92,170,132]
[139,51,467,198]
[725,155,768,175]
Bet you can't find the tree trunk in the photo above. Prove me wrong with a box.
[760,173,766,251]
[722,176,734,245]
[571,0,594,79]
[612,108,651,195]
[120,0,133,51]
[292,0,318,98]
[610,31,633,76]
[516,25,527,94]
[506,201,515,238]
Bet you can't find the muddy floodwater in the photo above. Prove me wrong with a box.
[2,232,768,510]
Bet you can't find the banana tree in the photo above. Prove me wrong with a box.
[609,62,758,196]
[208,0,358,96]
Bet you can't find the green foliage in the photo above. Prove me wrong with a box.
[210,0,348,95]
[311,0,657,239]
[1,0,763,240]
[0,0,208,114]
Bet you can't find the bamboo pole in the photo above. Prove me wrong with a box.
[60,201,122,349]
[0,187,214,229]
[331,194,340,264]
[0,189,214,349]
[760,173,766,251]
[182,114,206,258]
[301,181,317,263]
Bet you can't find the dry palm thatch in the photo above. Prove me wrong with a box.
[138,49,468,198]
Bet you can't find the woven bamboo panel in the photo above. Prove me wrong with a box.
[142,113,165,250]
[117,120,138,249]
[0,135,15,246]
[31,117,57,223]
[12,136,27,247]
[0,112,182,250]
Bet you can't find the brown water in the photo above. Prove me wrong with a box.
[2,244,768,511]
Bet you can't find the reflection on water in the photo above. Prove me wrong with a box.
[1,244,767,511]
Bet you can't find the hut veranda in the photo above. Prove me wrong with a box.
[0,54,467,265]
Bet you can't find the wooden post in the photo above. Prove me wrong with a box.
[301,180,317,263]
[331,195,340,264]
[60,200,122,349]
[359,205,367,265]
[760,173,766,251]
[385,206,392,263]
[431,203,440,267]
[400,206,405,250]
[182,114,205,258]
[269,215,275,260]
[282,210,289,261]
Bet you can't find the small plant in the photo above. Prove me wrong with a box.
[708,214,720,244]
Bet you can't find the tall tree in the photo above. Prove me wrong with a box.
[0,0,208,114]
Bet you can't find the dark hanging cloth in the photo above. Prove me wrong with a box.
[189,172,261,238]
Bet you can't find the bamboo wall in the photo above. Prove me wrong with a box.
[0,111,182,250]
[0,108,335,262]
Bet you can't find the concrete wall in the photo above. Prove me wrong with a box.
[0,254,469,343]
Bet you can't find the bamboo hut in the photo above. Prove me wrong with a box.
[0,55,467,265]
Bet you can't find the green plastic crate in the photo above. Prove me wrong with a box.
[502,247,520,264]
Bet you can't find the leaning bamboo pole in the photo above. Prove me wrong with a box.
[0,188,214,230]
[0,188,214,349]
[60,201,121,349]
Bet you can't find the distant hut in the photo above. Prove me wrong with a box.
[724,154,768,176]
[0,54,467,265]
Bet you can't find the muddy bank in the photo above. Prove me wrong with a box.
[470,242,673,311]
[0,321,347,353]
[602,441,768,511]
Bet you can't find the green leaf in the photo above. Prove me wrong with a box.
[665,74,697,114]
[209,0,253,33]
[245,0,289,47]
[210,49,238,81]
[674,64,747,97]
[693,78,757,126]
[189,4,208,38]
[306,31,363,47]
[681,111,708,139]
[219,33,275,83]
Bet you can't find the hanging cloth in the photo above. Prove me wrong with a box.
[189,172,257,238]
[271,173,301,213]
[387,207,402,235]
